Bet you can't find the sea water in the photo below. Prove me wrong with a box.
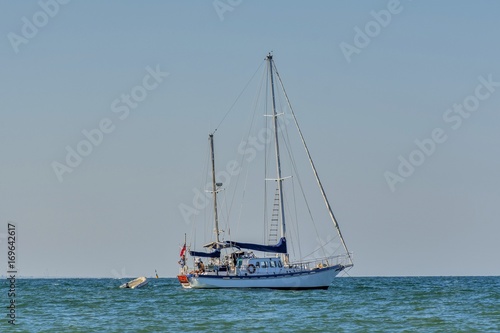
[1,276,499,332]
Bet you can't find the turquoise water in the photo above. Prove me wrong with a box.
[1,276,499,332]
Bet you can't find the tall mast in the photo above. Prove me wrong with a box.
[267,53,287,244]
[209,133,220,243]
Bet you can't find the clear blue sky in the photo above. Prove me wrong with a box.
[1,1,499,277]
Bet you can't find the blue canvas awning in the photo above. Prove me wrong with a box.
[189,250,221,258]
[226,237,287,254]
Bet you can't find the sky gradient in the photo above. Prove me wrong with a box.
[1,1,500,278]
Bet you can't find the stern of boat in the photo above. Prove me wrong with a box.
[177,274,192,289]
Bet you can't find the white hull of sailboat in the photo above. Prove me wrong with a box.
[178,265,344,290]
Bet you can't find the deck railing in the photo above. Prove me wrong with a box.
[288,253,353,271]
[181,252,354,275]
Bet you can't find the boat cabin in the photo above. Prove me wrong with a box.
[237,257,284,276]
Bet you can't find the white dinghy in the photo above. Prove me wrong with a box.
[120,276,148,289]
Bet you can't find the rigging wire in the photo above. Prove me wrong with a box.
[275,101,326,260]
[203,142,211,245]
[271,60,330,260]
[235,168,250,242]
[191,55,350,267]
[212,60,265,135]
[301,239,343,260]
[273,61,352,264]
[219,187,229,239]
[190,141,212,258]
[290,174,303,260]
[281,190,298,259]
[280,124,326,258]
[226,63,267,237]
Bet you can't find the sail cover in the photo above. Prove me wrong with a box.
[226,237,287,254]
[189,250,221,258]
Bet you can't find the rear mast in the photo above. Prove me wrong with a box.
[209,133,221,244]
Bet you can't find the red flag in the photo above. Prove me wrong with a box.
[179,243,186,257]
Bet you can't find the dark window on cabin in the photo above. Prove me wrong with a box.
[260,261,267,268]
[278,261,283,268]
[270,261,276,268]
[255,262,260,267]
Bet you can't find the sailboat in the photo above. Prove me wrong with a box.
[177,53,353,289]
